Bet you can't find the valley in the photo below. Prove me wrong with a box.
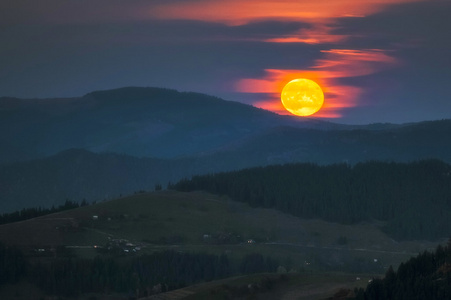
[1,88,450,299]
[2,88,451,213]
[0,191,444,299]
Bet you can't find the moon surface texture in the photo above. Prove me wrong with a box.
[281,78,324,116]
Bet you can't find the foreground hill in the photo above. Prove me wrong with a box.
[0,191,440,271]
[0,191,443,299]
[0,87,333,164]
[145,272,372,300]
[0,190,447,299]
[172,160,451,241]
[354,240,451,300]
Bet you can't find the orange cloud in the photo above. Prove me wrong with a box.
[314,49,397,76]
[235,48,396,118]
[148,0,419,119]
[236,48,395,93]
[265,24,347,44]
[148,0,423,46]
[150,0,422,26]
[253,97,287,114]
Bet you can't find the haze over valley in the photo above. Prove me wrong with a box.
[2,87,451,213]
[2,0,451,298]
[1,87,451,299]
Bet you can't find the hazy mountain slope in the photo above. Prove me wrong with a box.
[0,87,337,164]
[0,149,179,212]
[172,160,451,240]
[209,119,451,165]
[2,87,451,213]
[0,147,263,213]
[2,119,451,213]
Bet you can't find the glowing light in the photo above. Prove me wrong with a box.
[145,0,416,118]
[235,48,396,118]
[150,0,421,26]
[280,79,324,116]
[264,24,347,44]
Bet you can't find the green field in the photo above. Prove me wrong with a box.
[157,272,373,300]
[0,191,442,272]
[0,190,446,299]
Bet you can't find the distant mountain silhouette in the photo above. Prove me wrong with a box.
[1,87,451,212]
[0,87,339,164]
[2,119,451,213]
[208,119,451,165]
[0,149,179,212]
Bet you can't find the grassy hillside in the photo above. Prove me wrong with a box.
[0,272,373,300]
[172,160,451,240]
[0,190,447,299]
[158,272,372,300]
[0,191,441,273]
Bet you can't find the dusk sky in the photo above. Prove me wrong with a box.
[1,0,450,124]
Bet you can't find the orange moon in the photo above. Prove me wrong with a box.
[281,78,324,116]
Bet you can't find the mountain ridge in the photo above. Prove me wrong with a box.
[0,86,344,164]
[2,87,451,212]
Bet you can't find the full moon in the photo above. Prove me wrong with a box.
[281,78,324,116]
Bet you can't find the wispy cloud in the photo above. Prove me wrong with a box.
[149,0,422,119]
[150,0,423,26]
[264,24,347,44]
[236,48,397,118]
[3,0,445,123]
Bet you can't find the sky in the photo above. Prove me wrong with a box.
[1,0,450,124]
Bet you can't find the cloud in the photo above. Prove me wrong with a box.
[141,20,308,43]
[314,49,397,77]
[332,0,451,73]
[2,0,449,124]
[264,24,347,44]
[235,48,397,118]
[149,0,423,25]
[146,0,432,121]
[0,0,139,24]
[0,17,320,98]
[330,0,451,115]
[148,0,425,46]
[4,0,420,27]
[335,0,451,46]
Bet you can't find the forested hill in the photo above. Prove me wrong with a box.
[354,240,451,300]
[172,160,451,240]
[3,86,451,165]
[0,87,330,164]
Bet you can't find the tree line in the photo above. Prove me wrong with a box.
[0,199,90,225]
[353,239,451,299]
[171,160,451,240]
[0,242,278,298]
[0,242,27,286]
